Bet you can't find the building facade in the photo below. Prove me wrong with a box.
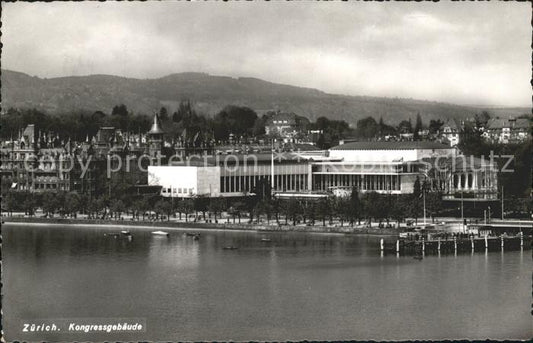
[147,141,499,201]
[483,117,530,144]
[149,153,312,198]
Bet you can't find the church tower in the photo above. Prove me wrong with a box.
[147,112,164,157]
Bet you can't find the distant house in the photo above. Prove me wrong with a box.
[265,111,297,137]
[440,119,461,147]
[483,117,530,144]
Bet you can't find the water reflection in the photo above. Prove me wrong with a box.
[3,224,532,341]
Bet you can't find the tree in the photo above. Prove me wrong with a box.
[425,192,443,223]
[173,100,194,123]
[96,197,108,219]
[278,200,290,225]
[3,191,18,216]
[194,195,209,221]
[256,199,273,224]
[316,197,330,226]
[22,193,37,217]
[154,199,172,221]
[159,107,169,122]
[177,199,194,222]
[87,197,99,219]
[413,176,421,198]
[309,116,352,147]
[300,201,313,225]
[287,199,301,226]
[334,197,351,227]
[349,187,360,225]
[252,116,266,137]
[316,133,327,149]
[356,117,379,139]
[42,192,60,217]
[475,111,491,128]
[110,199,125,219]
[231,201,247,224]
[413,113,423,140]
[363,192,386,226]
[213,105,258,141]
[111,104,129,117]
[397,120,413,134]
[429,119,444,135]
[209,197,226,223]
[253,178,271,201]
[391,196,406,227]
[458,121,488,156]
[63,192,81,218]
[409,176,423,224]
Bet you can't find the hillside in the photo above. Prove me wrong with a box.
[1,69,529,126]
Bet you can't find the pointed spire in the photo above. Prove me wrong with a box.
[147,111,164,135]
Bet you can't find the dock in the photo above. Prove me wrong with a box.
[380,232,531,256]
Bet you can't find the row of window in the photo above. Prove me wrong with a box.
[34,183,69,190]
[313,174,402,191]
[162,187,194,195]
[220,174,308,193]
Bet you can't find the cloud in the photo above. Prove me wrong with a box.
[2,1,531,107]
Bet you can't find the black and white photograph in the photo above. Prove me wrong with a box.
[1,1,532,342]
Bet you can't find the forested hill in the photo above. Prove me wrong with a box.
[1,69,528,125]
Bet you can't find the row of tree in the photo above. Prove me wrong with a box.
[2,186,442,226]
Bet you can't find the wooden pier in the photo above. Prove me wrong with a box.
[380,232,531,256]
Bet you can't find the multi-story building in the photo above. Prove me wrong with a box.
[0,113,164,196]
[483,117,530,144]
[149,152,313,198]
[440,119,461,147]
[265,111,298,137]
[148,140,499,201]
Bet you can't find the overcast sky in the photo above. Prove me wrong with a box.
[2,1,531,107]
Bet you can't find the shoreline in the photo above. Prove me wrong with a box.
[2,216,400,236]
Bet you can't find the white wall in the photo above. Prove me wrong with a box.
[197,167,221,196]
[329,148,455,162]
[329,149,418,162]
[148,166,198,197]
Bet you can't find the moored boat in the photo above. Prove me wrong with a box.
[104,232,121,237]
[152,230,169,237]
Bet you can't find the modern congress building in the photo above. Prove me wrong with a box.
[148,140,499,201]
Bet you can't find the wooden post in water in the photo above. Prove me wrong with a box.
[471,236,474,252]
[380,238,384,252]
[484,235,488,250]
[500,235,504,250]
[454,236,457,253]
[396,240,400,254]
[437,238,441,251]
[421,237,425,253]
[520,231,523,247]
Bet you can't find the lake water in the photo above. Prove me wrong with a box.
[3,223,532,341]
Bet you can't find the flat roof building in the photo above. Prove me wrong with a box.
[147,141,497,201]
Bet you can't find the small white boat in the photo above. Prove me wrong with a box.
[121,230,131,236]
[151,230,169,236]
